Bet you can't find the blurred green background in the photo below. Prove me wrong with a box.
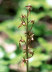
[0,0,52,72]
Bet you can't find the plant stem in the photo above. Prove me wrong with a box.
[26,10,29,72]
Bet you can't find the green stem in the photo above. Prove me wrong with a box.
[26,10,29,72]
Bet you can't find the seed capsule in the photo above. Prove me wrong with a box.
[19,42,21,48]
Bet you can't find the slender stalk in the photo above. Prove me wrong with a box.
[26,10,29,72]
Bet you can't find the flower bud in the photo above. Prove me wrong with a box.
[25,4,32,11]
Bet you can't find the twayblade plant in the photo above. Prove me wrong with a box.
[18,4,34,72]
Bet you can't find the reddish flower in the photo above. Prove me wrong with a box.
[31,20,34,24]
[21,21,26,26]
[21,15,26,18]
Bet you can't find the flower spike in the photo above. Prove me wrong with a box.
[18,5,34,72]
